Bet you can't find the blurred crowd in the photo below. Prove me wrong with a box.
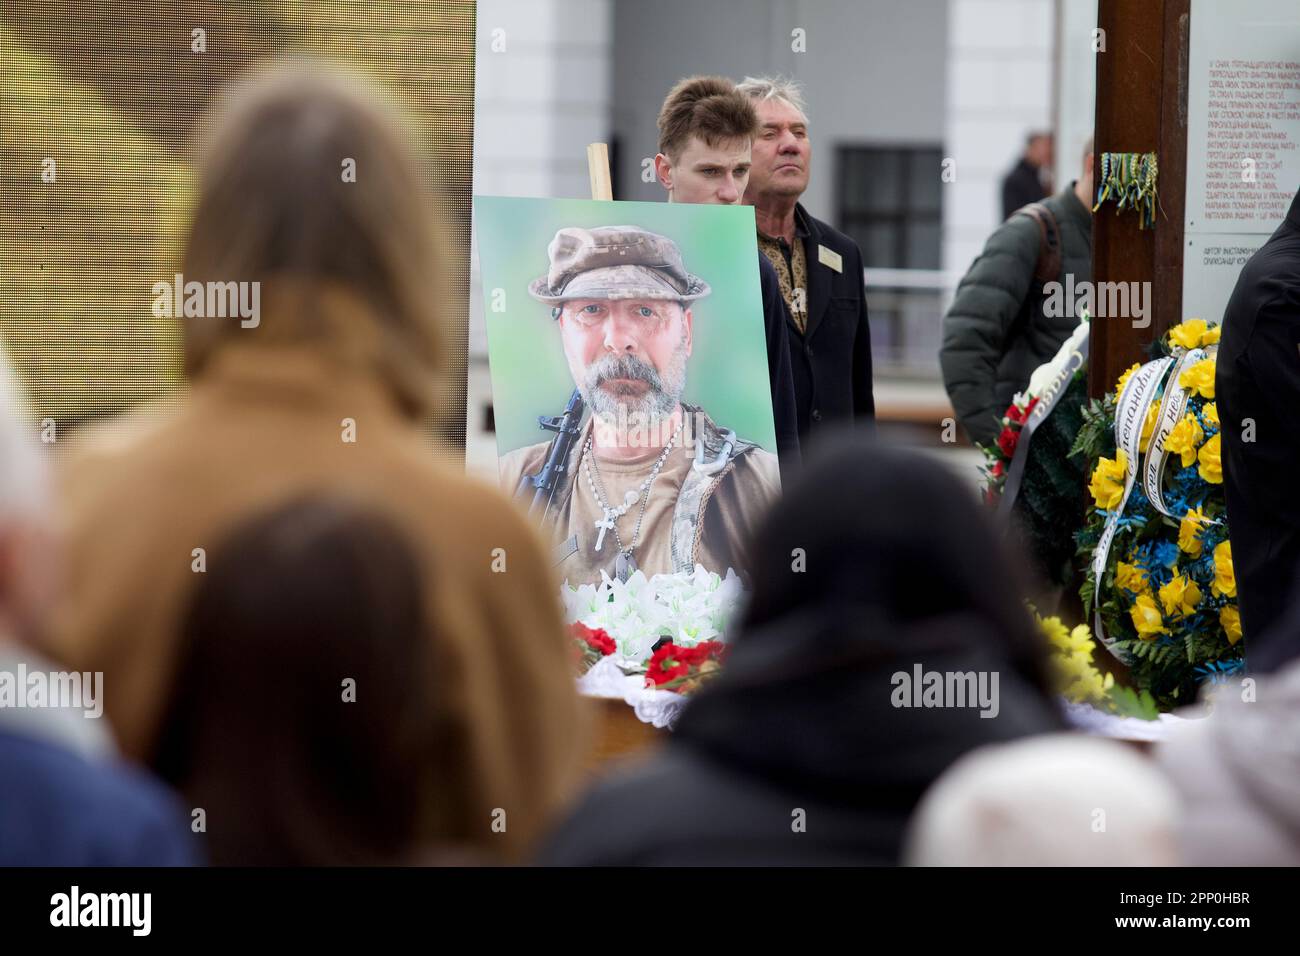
[2,61,1299,868]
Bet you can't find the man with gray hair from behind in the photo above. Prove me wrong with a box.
[0,349,197,865]
[737,75,875,445]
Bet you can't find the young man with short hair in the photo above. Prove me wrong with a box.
[653,75,800,476]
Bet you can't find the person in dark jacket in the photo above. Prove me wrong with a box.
[1217,186,1300,672]
[941,137,1093,448]
[653,75,800,478]
[738,76,875,442]
[539,436,1064,866]
[0,731,199,866]
[0,351,198,866]
[1000,132,1052,221]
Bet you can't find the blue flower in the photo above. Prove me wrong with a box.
[1195,658,1246,683]
[1151,539,1180,571]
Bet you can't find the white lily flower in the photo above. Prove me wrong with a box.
[562,566,747,668]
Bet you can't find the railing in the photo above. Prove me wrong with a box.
[863,268,961,381]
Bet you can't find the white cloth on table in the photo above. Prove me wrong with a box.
[578,655,688,729]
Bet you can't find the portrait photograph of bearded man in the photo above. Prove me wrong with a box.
[477,198,781,586]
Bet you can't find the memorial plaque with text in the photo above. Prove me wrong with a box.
[1184,0,1300,323]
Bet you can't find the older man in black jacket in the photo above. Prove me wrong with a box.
[1218,186,1300,673]
[738,76,875,442]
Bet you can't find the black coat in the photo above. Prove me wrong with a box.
[538,439,1063,866]
[1217,189,1300,672]
[786,205,876,443]
[758,255,801,481]
[1001,158,1047,221]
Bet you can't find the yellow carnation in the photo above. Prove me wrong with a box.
[1159,571,1202,619]
[1178,357,1217,399]
[1169,319,1207,350]
[1141,402,1160,446]
[1115,363,1141,396]
[1088,449,1127,511]
[1130,592,1170,640]
[1201,323,1221,346]
[1203,402,1219,427]
[1220,605,1243,645]
[1178,506,1208,556]
[1212,540,1236,598]
[1164,414,1204,468]
[1040,616,1113,703]
[1038,614,1070,649]
[1063,623,1095,657]
[1116,561,1148,593]
[1056,654,1114,704]
[1198,432,1223,484]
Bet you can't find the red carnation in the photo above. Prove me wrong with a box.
[645,642,690,687]
[1005,403,1026,425]
[645,640,727,691]
[996,426,1019,458]
[676,641,726,667]
[570,622,616,672]
[588,630,616,656]
[570,621,616,656]
[991,460,1005,479]
[1024,396,1040,417]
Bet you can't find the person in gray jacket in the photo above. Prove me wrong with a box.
[941,138,1093,448]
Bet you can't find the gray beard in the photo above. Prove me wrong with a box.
[580,348,686,431]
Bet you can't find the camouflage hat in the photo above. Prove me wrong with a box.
[528,225,711,305]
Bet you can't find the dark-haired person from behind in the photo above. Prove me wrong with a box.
[155,497,449,866]
[1001,132,1052,221]
[540,434,1063,865]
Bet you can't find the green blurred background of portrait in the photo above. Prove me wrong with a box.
[475,196,777,457]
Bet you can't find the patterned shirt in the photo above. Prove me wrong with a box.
[757,209,811,333]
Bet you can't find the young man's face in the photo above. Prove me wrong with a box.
[745,98,811,202]
[557,297,692,427]
[655,136,752,205]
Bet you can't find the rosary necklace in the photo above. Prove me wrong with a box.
[582,418,684,581]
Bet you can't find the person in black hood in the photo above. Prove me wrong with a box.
[539,434,1064,866]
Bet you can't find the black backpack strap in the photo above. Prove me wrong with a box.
[999,202,1062,354]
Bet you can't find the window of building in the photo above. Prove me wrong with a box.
[835,145,946,379]
[835,145,943,269]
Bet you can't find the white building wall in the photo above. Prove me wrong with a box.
[941,0,1056,278]
[1055,0,1099,191]
[468,0,613,478]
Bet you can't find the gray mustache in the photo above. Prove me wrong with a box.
[591,355,663,390]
